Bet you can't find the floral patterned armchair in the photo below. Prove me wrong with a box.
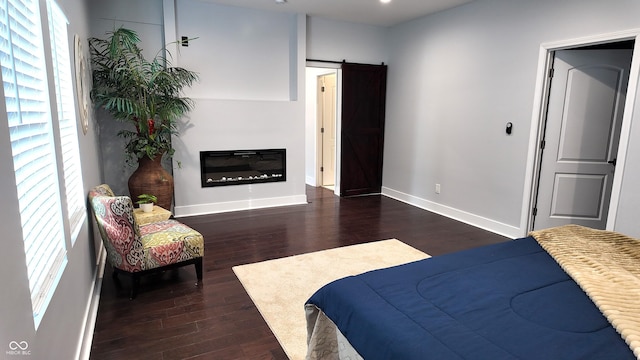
[89,184,204,299]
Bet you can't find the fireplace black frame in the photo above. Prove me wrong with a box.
[200,149,286,187]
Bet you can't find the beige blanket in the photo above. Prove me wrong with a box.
[530,225,640,359]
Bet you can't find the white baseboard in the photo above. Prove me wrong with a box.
[381,187,523,239]
[76,245,106,360]
[173,194,308,217]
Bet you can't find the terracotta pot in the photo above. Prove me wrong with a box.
[128,155,174,210]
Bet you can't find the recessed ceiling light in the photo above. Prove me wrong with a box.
[380,0,391,3]
[275,0,287,3]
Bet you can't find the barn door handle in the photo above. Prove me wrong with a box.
[608,158,617,166]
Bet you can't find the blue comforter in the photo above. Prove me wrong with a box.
[306,236,634,359]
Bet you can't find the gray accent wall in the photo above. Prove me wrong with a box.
[382,0,640,238]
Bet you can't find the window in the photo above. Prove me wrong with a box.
[0,0,82,328]
[47,0,85,240]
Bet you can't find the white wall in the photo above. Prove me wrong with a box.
[304,17,389,188]
[306,16,389,64]
[382,0,640,238]
[170,1,308,216]
[615,69,640,237]
[176,1,294,101]
[89,0,166,197]
[0,0,103,359]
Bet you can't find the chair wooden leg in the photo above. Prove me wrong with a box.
[111,269,123,292]
[130,274,140,300]
[195,258,203,286]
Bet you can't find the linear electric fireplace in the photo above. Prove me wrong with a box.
[200,149,286,187]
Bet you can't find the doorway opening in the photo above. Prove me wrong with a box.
[305,62,388,197]
[306,66,340,195]
[317,72,337,190]
[525,33,639,233]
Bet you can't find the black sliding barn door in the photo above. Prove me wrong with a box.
[340,62,387,196]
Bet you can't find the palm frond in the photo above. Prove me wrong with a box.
[89,27,199,163]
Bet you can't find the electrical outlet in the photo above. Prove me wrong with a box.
[435,184,441,194]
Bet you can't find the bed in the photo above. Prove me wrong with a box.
[305,225,640,359]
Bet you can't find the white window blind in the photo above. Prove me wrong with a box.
[0,0,67,328]
[47,0,85,240]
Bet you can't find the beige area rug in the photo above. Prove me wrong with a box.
[232,239,430,360]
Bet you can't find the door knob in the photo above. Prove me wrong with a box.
[608,159,617,166]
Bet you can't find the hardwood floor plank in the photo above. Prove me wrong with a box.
[90,186,508,359]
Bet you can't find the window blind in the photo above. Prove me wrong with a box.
[47,0,85,240]
[0,0,67,328]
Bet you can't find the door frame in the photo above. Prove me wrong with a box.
[521,29,640,234]
[306,64,342,195]
[315,72,338,188]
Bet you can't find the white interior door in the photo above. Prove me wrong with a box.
[533,49,632,230]
[318,73,337,187]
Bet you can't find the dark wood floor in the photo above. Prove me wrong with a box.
[89,186,509,360]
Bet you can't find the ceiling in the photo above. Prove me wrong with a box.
[199,0,476,27]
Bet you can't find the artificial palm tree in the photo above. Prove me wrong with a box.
[89,27,198,162]
[89,28,198,209]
